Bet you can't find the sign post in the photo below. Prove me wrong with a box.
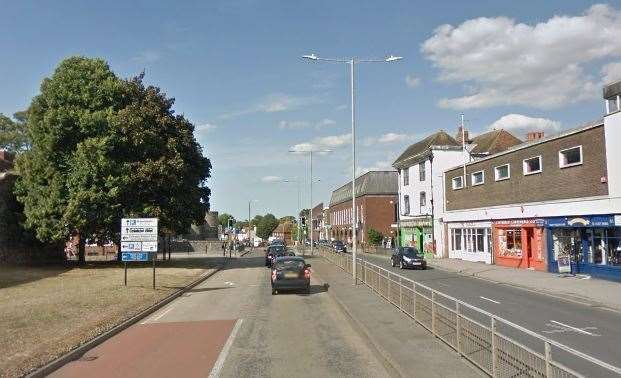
[121,218,158,288]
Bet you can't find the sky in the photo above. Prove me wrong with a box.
[1,0,621,220]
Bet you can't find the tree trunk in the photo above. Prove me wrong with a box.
[78,233,86,264]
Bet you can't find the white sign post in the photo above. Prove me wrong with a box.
[121,218,158,288]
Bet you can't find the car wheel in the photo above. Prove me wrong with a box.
[399,260,404,269]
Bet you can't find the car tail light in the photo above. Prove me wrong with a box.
[304,269,311,279]
[271,270,277,281]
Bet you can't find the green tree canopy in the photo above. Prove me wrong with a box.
[279,215,296,224]
[15,57,211,261]
[0,111,30,152]
[218,213,235,228]
[256,213,278,240]
[367,228,384,246]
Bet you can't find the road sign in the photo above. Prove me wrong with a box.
[122,218,158,227]
[121,234,159,242]
[121,252,150,262]
[121,242,142,252]
[121,218,158,242]
[142,241,158,252]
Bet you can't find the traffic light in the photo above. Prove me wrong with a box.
[227,217,234,228]
[301,217,306,226]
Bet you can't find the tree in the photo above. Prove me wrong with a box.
[218,213,235,228]
[367,228,384,246]
[250,214,263,227]
[0,111,30,152]
[15,57,211,262]
[234,220,248,230]
[299,209,310,219]
[256,213,278,240]
[279,215,296,224]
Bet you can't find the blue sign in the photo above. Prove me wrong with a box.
[544,215,615,228]
[122,252,150,262]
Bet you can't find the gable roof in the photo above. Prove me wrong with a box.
[470,129,522,155]
[392,131,459,169]
[329,171,397,206]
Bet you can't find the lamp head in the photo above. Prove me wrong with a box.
[302,54,318,61]
[385,55,403,62]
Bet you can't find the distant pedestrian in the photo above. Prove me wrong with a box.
[221,241,226,256]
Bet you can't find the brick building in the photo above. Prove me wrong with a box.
[310,202,324,241]
[328,171,397,245]
[271,222,294,245]
[443,82,621,280]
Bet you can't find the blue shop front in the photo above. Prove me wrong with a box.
[546,215,621,281]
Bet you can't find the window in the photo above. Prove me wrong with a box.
[471,170,484,186]
[419,162,426,181]
[523,156,542,175]
[559,146,582,168]
[494,164,510,181]
[403,195,410,215]
[451,229,462,250]
[419,192,426,207]
[452,176,464,190]
[403,168,409,186]
[607,96,619,114]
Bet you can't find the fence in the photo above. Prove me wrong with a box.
[317,247,621,378]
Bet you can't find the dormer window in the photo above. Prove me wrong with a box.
[606,96,620,114]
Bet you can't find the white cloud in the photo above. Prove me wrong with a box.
[405,74,420,88]
[356,160,395,176]
[602,62,621,84]
[219,94,318,119]
[290,133,351,152]
[195,123,217,136]
[335,104,348,111]
[316,118,337,129]
[261,175,283,183]
[421,4,621,109]
[489,114,561,136]
[278,118,336,130]
[363,132,416,146]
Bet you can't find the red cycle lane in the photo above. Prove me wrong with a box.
[50,319,236,378]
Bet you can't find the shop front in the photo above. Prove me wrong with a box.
[448,221,493,264]
[492,219,546,271]
[399,217,433,257]
[546,215,621,281]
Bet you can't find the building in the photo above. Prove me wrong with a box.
[392,129,521,258]
[271,222,294,245]
[310,202,324,241]
[442,82,621,279]
[328,171,397,245]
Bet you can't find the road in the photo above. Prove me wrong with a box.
[51,252,392,378]
[360,252,621,376]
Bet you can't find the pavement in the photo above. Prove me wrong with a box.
[358,251,621,375]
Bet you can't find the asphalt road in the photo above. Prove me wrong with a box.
[51,251,391,378]
[359,252,621,376]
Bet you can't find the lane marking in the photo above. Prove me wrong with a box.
[209,318,243,378]
[548,320,599,336]
[141,306,175,324]
[479,296,501,304]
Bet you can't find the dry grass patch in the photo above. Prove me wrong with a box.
[0,255,223,377]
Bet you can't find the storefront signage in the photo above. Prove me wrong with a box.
[494,218,545,227]
[400,218,432,227]
[615,215,621,226]
[557,255,571,274]
[544,215,615,228]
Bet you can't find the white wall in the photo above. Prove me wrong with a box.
[605,111,621,198]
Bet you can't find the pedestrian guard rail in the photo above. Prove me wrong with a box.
[317,247,621,378]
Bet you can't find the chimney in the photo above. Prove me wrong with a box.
[456,126,469,144]
[526,131,545,141]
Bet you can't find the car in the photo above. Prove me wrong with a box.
[271,256,311,294]
[265,245,295,267]
[390,247,427,269]
[332,240,346,253]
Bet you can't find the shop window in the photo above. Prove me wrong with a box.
[451,229,462,251]
[552,229,582,263]
[471,170,484,186]
[419,162,426,181]
[452,176,463,190]
[403,168,409,186]
[559,146,582,168]
[475,228,485,252]
[494,164,510,181]
[419,191,426,207]
[607,228,621,266]
[498,228,522,257]
[523,156,542,175]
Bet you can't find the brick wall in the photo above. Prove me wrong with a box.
[328,194,397,243]
[445,125,608,211]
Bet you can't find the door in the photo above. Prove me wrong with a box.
[525,228,534,268]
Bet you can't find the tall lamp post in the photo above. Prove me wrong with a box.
[248,199,258,250]
[289,149,331,257]
[302,53,402,284]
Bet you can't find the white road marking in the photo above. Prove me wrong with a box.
[208,318,243,378]
[141,306,175,324]
[479,296,501,304]
[224,281,235,286]
[548,320,599,336]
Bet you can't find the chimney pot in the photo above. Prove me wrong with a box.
[526,131,544,141]
[456,127,470,144]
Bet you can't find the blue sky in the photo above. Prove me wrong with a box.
[1,1,620,220]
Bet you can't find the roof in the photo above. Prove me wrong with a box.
[445,118,604,172]
[273,222,294,233]
[469,129,522,155]
[393,131,460,169]
[329,171,397,206]
[604,79,621,99]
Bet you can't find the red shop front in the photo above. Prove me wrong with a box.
[492,219,546,271]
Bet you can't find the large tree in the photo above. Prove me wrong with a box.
[15,57,211,262]
[0,111,30,152]
[256,213,278,240]
[218,213,235,228]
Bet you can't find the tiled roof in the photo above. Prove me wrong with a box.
[329,171,397,206]
[470,129,522,155]
[392,131,459,168]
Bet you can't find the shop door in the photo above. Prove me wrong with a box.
[525,228,534,268]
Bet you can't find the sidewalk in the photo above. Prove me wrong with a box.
[310,257,483,378]
[364,251,621,312]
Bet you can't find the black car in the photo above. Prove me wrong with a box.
[271,256,311,294]
[391,247,427,269]
[265,246,295,267]
[332,240,346,253]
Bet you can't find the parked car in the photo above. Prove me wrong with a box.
[332,240,346,253]
[390,247,426,269]
[271,256,311,294]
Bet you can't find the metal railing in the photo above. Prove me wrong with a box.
[317,247,621,378]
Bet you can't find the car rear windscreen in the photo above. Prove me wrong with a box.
[274,260,305,270]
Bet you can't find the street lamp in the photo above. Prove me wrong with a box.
[289,148,332,257]
[248,199,258,250]
[302,53,402,284]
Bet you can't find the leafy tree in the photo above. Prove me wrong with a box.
[218,213,235,228]
[15,57,211,262]
[250,214,263,227]
[299,209,310,219]
[0,111,30,152]
[234,220,248,230]
[367,228,383,246]
[279,215,296,224]
[256,213,278,240]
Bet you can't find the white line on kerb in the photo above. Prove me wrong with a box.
[141,306,175,324]
[549,320,597,336]
[209,319,243,378]
[479,296,501,304]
